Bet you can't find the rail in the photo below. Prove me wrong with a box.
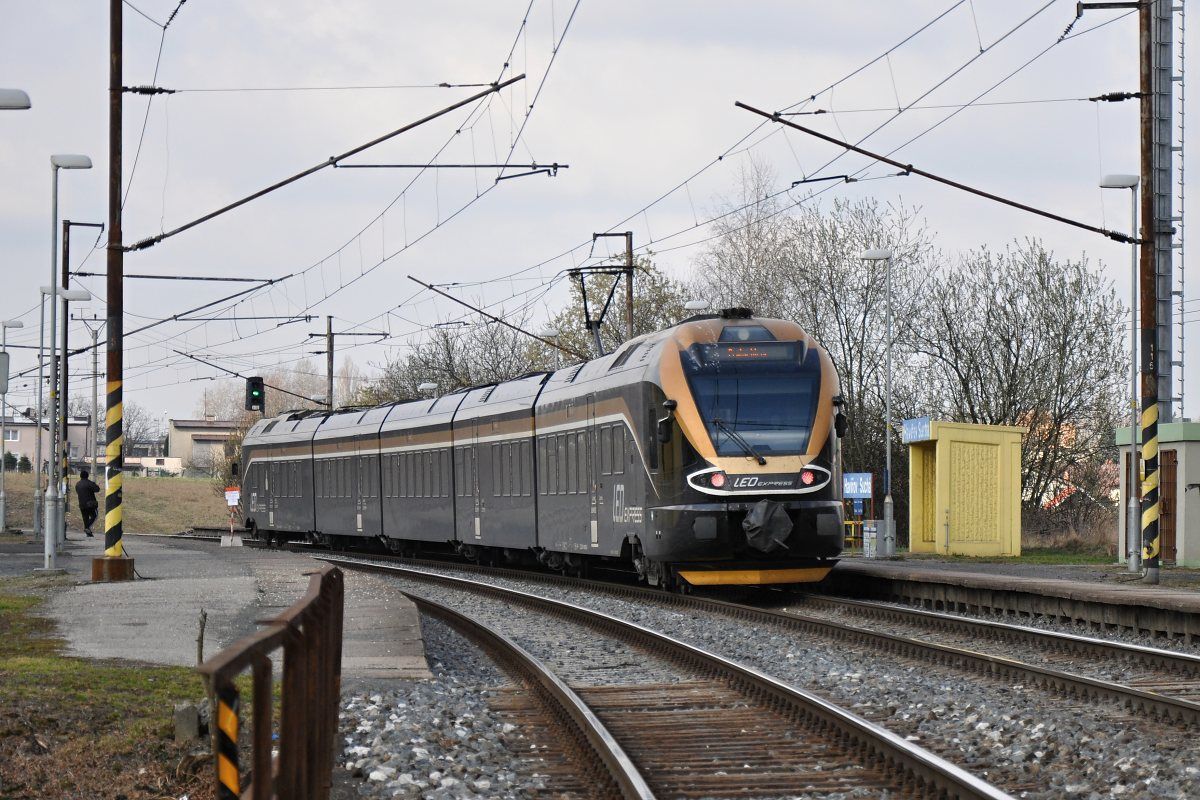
[197,563,344,800]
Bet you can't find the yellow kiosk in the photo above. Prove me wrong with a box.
[904,418,1026,556]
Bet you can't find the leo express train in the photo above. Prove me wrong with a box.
[240,308,847,588]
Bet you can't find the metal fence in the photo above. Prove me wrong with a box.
[197,563,344,800]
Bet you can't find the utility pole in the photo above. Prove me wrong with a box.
[592,232,636,343]
[1140,0,1164,584]
[61,221,102,534]
[624,232,634,341]
[326,315,334,410]
[306,318,386,409]
[100,0,133,579]
[75,315,105,482]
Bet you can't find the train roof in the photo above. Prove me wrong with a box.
[243,309,817,447]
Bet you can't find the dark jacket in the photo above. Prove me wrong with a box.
[75,478,101,509]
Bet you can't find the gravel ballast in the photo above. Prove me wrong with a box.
[337,558,1200,799]
[337,616,555,800]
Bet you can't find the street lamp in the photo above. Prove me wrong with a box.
[1,320,25,532]
[1101,173,1140,573]
[861,248,895,557]
[39,154,92,573]
[417,382,439,396]
[0,89,31,110]
[540,328,561,370]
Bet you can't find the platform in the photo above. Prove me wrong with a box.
[826,557,1200,641]
[0,533,429,680]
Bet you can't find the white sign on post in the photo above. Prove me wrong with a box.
[222,487,243,547]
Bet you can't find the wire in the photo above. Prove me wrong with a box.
[786,96,1093,115]
[172,82,494,93]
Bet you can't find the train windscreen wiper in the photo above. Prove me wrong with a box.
[710,418,767,465]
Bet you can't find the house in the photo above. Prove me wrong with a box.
[1,414,93,471]
[167,418,238,476]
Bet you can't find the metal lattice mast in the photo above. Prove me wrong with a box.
[1152,0,1177,420]
[1174,0,1187,416]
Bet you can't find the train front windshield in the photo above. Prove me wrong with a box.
[684,341,821,457]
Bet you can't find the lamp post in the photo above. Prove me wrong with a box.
[1,320,25,532]
[1101,174,1141,573]
[540,328,562,370]
[861,248,895,557]
[0,89,31,110]
[40,154,92,572]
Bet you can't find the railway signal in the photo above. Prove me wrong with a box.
[245,377,265,412]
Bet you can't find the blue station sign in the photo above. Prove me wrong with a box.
[901,416,932,444]
[843,472,873,499]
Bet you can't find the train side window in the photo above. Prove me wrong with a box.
[600,427,612,475]
[646,408,660,470]
[565,434,576,494]
[578,431,589,491]
[491,445,501,496]
[613,426,625,475]
[522,440,532,496]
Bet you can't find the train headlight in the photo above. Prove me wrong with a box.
[800,469,816,486]
[709,471,727,489]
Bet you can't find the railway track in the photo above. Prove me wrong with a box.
[324,555,1012,800]
[778,592,1200,702]
[297,549,1200,727]
[177,530,1200,720]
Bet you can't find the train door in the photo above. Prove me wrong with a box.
[587,395,599,549]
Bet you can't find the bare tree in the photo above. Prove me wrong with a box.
[913,240,1125,528]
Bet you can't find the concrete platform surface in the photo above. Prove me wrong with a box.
[835,557,1200,613]
[0,533,429,679]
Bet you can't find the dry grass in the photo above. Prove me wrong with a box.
[0,574,216,800]
[1,472,229,534]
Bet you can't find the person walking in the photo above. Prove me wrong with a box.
[75,469,100,538]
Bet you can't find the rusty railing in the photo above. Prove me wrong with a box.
[197,564,344,800]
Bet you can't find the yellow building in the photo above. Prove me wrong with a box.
[905,419,1026,556]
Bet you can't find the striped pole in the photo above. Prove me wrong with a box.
[104,0,125,562]
[103,379,123,557]
[1138,1,1161,584]
[215,682,240,799]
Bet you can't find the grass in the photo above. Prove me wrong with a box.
[0,575,217,799]
[1,472,229,534]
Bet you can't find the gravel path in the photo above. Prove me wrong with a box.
[341,558,1200,799]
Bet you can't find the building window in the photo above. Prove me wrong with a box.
[3,429,17,442]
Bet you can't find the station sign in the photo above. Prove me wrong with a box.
[901,416,932,443]
[851,498,865,516]
[224,487,241,507]
[843,472,872,499]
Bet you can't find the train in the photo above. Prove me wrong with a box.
[239,307,847,589]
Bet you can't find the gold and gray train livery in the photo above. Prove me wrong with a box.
[240,308,846,589]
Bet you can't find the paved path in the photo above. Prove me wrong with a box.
[0,533,429,680]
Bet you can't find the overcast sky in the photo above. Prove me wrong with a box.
[1,1,1195,423]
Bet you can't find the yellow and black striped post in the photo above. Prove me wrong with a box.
[215,682,240,799]
[1140,392,1161,582]
[1137,0,1161,585]
[103,378,123,557]
[101,0,128,570]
